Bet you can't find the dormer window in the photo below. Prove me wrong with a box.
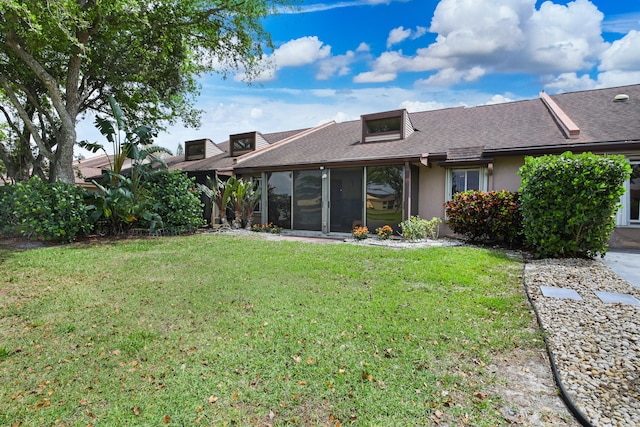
[230,132,256,157]
[361,109,414,143]
[185,140,206,160]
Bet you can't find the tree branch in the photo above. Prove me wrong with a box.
[0,74,54,161]
[5,29,74,131]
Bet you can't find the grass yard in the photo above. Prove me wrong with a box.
[0,233,538,426]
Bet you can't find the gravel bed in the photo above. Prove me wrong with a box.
[525,258,640,427]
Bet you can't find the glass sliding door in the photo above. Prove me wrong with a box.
[267,171,292,229]
[293,170,322,230]
[330,167,363,233]
[366,165,404,232]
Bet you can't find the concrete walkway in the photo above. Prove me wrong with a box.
[603,249,640,289]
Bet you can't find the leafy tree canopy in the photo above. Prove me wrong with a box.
[0,0,296,183]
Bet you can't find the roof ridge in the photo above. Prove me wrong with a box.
[540,91,580,139]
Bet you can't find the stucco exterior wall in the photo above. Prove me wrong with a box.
[418,165,446,221]
[491,157,525,192]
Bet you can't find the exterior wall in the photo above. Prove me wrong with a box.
[417,165,448,235]
[491,156,525,192]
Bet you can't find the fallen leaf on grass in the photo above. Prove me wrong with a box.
[163,414,171,424]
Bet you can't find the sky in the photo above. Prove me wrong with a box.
[77,0,640,157]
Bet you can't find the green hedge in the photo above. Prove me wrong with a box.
[444,190,523,246]
[0,177,92,242]
[519,152,630,258]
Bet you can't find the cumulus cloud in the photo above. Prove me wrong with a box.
[234,36,331,82]
[357,0,623,91]
[386,26,429,48]
[599,30,640,71]
[317,51,356,80]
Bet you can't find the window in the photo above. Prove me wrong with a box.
[446,168,487,201]
[361,110,411,143]
[267,171,292,229]
[230,133,256,156]
[630,163,640,224]
[366,165,403,232]
[365,117,401,135]
[185,141,205,160]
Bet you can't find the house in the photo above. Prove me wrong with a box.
[171,84,640,248]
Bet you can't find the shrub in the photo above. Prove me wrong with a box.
[146,171,205,233]
[519,152,631,258]
[1,177,91,242]
[399,216,441,241]
[445,190,523,246]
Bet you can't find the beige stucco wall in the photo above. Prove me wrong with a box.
[418,165,447,221]
[491,156,525,192]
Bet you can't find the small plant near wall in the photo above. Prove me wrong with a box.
[352,225,370,240]
[399,216,441,241]
[375,225,393,240]
[251,222,282,234]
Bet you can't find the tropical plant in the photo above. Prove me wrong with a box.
[81,97,171,234]
[445,190,522,246]
[399,216,441,241]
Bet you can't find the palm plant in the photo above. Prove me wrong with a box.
[81,96,171,234]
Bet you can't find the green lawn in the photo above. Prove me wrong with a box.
[0,233,538,426]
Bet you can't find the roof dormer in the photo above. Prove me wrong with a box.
[184,138,222,161]
[361,109,414,143]
[229,131,269,157]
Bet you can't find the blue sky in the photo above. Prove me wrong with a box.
[77,0,640,156]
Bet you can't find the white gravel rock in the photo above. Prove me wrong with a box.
[525,258,640,427]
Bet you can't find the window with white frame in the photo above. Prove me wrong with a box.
[446,167,488,201]
[629,162,640,224]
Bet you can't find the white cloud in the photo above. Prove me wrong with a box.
[399,100,446,112]
[358,0,615,87]
[386,26,429,48]
[356,42,371,52]
[234,36,331,82]
[317,51,356,80]
[387,26,412,48]
[353,70,397,83]
[599,30,640,71]
[483,94,515,105]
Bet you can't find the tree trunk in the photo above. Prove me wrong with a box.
[49,127,77,184]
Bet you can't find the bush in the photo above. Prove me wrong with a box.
[399,216,441,241]
[445,190,523,246]
[146,171,206,233]
[0,177,92,242]
[519,152,631,258]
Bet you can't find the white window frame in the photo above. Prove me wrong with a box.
[618,160,640,227]
[445,167,489,202]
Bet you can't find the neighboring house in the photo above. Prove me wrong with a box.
[82,84,640,248]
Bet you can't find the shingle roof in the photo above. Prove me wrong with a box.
[234,84,640,171]
[174,128,312,173]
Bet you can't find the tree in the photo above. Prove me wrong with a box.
[0,0,295,183]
